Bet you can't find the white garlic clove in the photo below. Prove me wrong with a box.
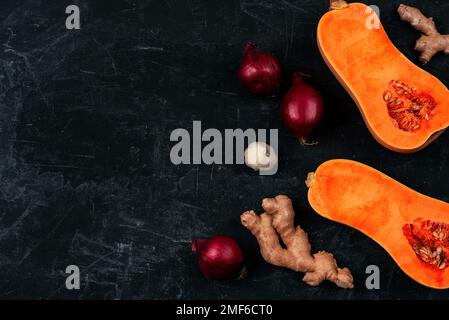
[244,142,278,172]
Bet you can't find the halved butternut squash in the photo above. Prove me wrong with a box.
[317,2,449,153]
[307,159,449,289]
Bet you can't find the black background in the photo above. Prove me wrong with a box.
[1,0,449,299]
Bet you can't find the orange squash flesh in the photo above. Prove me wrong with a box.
[317,3,449,153]
[307,159,449,289]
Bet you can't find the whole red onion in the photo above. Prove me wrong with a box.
[281,73,324,144]
[238,43,282,96]
[192,235,246,281]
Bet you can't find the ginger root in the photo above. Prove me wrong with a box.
[241,195,354,288]
[398,4,449,64]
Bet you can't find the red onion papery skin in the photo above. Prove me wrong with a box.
[280,73,324,144]
[192,235,246,281]
[238,43,282,96]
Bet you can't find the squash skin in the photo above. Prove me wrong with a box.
[317,3,449,153]
[307,159,449,289]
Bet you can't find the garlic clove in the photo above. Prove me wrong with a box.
[244,142,278,172]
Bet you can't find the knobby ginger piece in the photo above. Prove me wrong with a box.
[398,4,449,64]
[240,195,354,288]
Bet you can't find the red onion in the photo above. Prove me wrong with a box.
[192,235,246,281]
[238,43,282,96]
[281,73,324,144]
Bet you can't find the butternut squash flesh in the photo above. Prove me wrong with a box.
[307,159,449,289]
[317,3,449,153]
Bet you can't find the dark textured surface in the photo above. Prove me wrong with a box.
[1,0,449,299]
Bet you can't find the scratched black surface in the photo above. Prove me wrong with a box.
[1,0,449,299]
